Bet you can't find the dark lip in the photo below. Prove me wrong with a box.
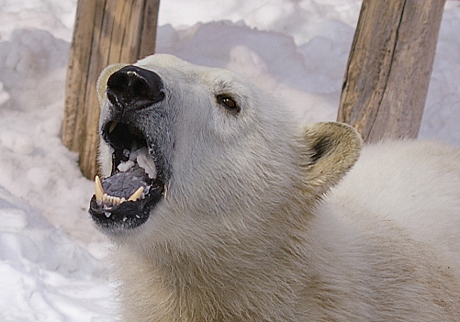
[89,183,164,231]
[89,118,167,232]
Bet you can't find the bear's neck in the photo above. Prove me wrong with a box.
[116,218,316,322]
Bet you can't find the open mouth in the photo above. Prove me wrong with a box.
[89,121,165,231]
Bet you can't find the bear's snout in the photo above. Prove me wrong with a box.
[106,65,165,111]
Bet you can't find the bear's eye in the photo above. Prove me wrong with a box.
[216,95,240,116]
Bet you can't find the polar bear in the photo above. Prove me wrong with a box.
[89,54,460,321]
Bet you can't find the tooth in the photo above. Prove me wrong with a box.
[109,121,118,133]
[114,196,123,205]
[95,176,104,201]
[163,183,168,200]
[137,150,157,179]
[128,186,144,201]
[99,190,128,206]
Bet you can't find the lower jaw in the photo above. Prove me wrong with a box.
[89,186,163,232]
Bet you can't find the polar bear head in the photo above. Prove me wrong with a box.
[89,54,361,244]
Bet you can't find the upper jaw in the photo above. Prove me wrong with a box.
[90,64,173,233]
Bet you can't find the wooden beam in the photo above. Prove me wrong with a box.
[62,0,160,179]
[337,0,446,143]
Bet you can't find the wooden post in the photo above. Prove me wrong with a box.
[338,0,446,143]
[62,0,160,179]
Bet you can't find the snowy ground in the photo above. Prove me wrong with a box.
[0,0,459,321]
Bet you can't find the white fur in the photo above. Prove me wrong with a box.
[96,54,460,321]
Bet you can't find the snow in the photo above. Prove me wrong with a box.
[0,0,459,320]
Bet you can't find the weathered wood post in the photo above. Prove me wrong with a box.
[62,0,160,179]
[338,0,446,142]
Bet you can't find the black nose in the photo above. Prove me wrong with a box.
[106,65,164,110]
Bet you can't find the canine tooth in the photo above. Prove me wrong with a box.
[109,121,118,133]
[163,183,168,200]
[128,186,144,201]
[137,148,157,179]
[95,176,105,201]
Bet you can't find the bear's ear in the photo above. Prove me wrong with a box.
[300,122,362,198]
[96,63,128,107]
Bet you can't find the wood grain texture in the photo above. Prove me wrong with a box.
[338,0,446,143]
[62,0,160,179]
